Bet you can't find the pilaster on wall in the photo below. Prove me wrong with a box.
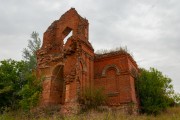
[126,55,139,105]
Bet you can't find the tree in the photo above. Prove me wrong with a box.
[172,93,180,105]
[18,73,42,110]
[19,31,42,110]
[22,31,41,71]
[0,59,27,111]
[0,59,42,111]
[0,32,42,111]
[136,68,176,115]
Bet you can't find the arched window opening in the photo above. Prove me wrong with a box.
[64,31,72,45]
[62,27,73,45]
[106,68,116,77]
[102,64,120,77]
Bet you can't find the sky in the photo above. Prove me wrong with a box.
[0,0,179,93]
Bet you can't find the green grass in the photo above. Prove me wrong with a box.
[0,106,180,120]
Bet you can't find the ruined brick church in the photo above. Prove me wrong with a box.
[37,8,139,113]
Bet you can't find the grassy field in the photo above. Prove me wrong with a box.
[0,106,180,120]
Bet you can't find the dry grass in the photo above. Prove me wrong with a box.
[95,46,129,55]
[95,46,133,57]
[0,106,180,120]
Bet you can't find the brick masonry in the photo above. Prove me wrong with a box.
[36,8,139,114]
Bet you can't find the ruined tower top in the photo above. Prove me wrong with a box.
[41,8,90,52]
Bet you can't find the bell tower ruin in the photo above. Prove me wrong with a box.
[37,8,139,114]
[37,8,94,105]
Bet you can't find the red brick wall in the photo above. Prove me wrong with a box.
[37,8,139,109]
[94,54,138,106]
[37,8,94,106]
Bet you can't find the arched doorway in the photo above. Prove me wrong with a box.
[52,65,65,104]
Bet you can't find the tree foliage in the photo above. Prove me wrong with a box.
[18,74,42,110]
[0,59,27,111]
[136,68,177,115]
[20,31,42,110]
[0,60,42,112]
[22,31,41,71]
[0,32,42,112]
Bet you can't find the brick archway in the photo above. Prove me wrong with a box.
[102,64,120,77]
[51,65,65,104]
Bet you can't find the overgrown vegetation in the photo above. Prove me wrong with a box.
[1,106,180,120]
[95,46,133,57]
[136,68,180,115]
[18,74,42,110]
[80,87,107,111]
[22,31,41,71]
[0,60,27,111]
[0,32,42,112]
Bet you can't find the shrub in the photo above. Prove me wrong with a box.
[0,59,28,111]
[80,87,107,110]
[136,68,176,115]
[18,74,42,111]
[95,46,129,55]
